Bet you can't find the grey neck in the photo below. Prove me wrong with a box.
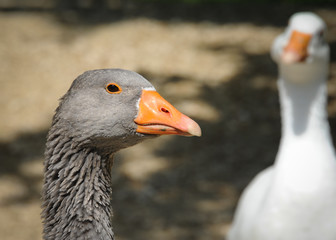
[42,128,114,240]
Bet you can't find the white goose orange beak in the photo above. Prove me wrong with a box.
[282,30,312,64]
[134,90,201,137]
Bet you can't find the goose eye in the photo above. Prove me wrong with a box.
[106,83,122,94]
[318,31,324,38]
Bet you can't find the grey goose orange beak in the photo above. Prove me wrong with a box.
[282,30,312,64]
[134,90,201,137]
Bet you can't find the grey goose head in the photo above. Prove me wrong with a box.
[51,68,201,153]
[43,68,201,240]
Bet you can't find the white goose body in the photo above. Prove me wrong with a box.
[228,12,336,240]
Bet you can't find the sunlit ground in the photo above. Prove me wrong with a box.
[0,4,336,240]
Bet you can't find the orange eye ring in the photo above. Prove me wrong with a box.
[106,83,122,94]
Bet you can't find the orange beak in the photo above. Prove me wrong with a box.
[134,90,202,137]
[282,30,312,64]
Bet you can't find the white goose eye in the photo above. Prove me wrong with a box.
[318,30,324,38]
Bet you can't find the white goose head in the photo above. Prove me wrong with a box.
[271,12,329,83]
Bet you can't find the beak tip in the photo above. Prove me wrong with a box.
[281,51,300,64]
[187,122,202,137]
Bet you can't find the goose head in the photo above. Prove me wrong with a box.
[54,69,201,153]
[271,12,329,83]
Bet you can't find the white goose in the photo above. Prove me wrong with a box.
[228,12,336,240]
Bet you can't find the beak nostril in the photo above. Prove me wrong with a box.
[161,107,170,114]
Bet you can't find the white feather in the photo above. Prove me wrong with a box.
[228,12,336,240]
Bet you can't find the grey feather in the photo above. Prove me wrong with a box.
[42,69,157,240]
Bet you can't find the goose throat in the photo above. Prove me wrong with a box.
[42,133,114,240]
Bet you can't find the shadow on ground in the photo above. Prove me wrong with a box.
[1,3,336,240]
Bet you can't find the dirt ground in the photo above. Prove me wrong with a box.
[1,3,336,240]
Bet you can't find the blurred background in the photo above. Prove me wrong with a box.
[0,0,336,239]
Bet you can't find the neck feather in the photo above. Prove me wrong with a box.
[278,62,330,139]
[276,64,336,172]
[42,129,114,240]
[272,64,336,192]
[278,76,330,139]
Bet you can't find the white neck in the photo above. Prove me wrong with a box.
[278,65,329,139]
[275,62,336,190]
